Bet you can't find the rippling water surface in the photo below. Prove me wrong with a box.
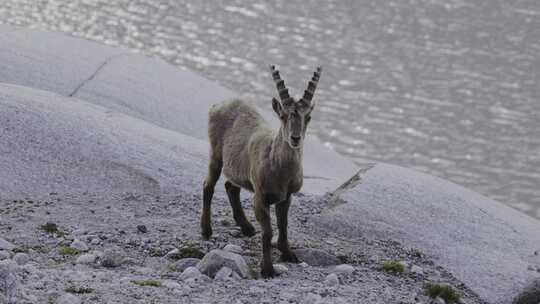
[1,1,539,218]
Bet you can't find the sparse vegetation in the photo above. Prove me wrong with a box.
[65,286,94,294]
[166,244,205,260]
[382,261,405,274]
[58,246,80,255]
[40,222,65,237]
[424,283,461,303]
[13,244,50,253]
[131,279,162,287]
[177,246,205,259]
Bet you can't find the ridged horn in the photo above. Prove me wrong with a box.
[301,66,322,105]
[270,65,292,105]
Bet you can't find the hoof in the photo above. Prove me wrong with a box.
[260,267,276,279]
[241,224,256,237]
[280,251,299,263]
[201,226,212,240]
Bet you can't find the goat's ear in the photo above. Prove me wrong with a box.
[272,98,283,116]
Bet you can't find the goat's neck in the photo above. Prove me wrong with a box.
[270,127,302,170]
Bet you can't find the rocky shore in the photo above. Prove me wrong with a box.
[0,25,539,304]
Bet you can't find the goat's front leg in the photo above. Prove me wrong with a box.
[254,193,275,278]
[276,194,299,263]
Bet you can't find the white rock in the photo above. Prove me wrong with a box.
[57,293,82,304]
[223,244,243,254]
[174,258,201,272]
[214,266,234,281]
[299,262,309,268]
[0,239,15,251]
[90,238,100,246]
[332,264,354,274]
[100,249,124,268]
[433,297,445,304]
[72,228,87,236]
[197,249,252,279]
[13,253,30,265]
[180,266,202,281]
[70,239,89,252]
[324,273,339,286]
[162,280,182,290]
[271,235,278,247]
[75,253,97,265]
[165,248,179,259]
[273,264,288,275]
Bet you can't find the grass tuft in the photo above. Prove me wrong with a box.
[59,246,80,255]
[382,261,406,274]
[424,283,461,303]
[65,286,94,294]
[131,279,162,287]
[40,222,65,237]
[166,244,205,260]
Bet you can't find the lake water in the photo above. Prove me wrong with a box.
[1,0,539,219]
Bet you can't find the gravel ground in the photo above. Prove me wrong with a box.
[0,189,486,304]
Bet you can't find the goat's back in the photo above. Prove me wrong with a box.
[208,99,271,165]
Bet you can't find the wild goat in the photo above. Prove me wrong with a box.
[201,65,321,278]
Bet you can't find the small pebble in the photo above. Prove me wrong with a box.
[0,251,10,260]
[214,267,235,281]
[70,239,89,252]
[273,264,288,275]
[433,297,445,304]
[165,249,179,259]
[76,253,97,265]
[180,266,202,281]
[0,238,15,251]
[13,253,30,265]
[137,225,147,233]
[411,265,424,275]
[173,258,201,272]
[332,264,354,274]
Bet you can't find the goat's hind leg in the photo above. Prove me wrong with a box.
[201,159,222,240]
[225,181,256,237]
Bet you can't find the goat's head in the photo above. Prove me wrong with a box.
[270,65,322,149]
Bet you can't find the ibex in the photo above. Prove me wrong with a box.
[201,65,321,278]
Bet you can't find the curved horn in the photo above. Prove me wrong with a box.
[269,65,292,104]
[301,66,322,104]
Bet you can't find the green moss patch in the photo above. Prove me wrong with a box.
[382,261,405,274]
[65,286,94,294]
[424,283,461,303]
[131,279,162,287]
[166,245,205,260]
[14,244,50,254]
[58,246,80,255]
